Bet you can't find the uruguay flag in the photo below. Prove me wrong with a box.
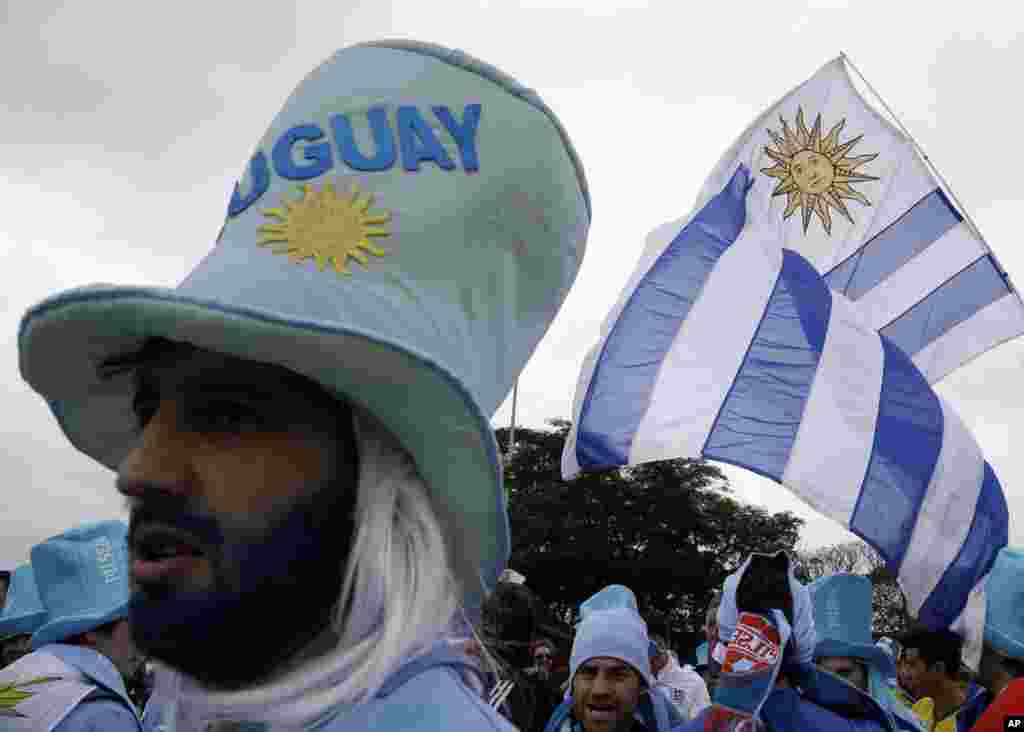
[561,165,1008,666]
[692,56,1024,384]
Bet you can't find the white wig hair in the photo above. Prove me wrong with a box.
[155,405,468,728]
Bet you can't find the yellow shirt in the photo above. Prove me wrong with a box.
[911,696,963,732]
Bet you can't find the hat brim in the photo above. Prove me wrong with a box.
[18,285,508,605]
[30,602,128,650]
[0,610,47,641]
[815,639,896,678]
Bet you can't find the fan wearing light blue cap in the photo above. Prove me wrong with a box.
[808,574,922,731]
[0,521,143,730]
[542,585,676,732]
[971,547,1024,727]
[0,564,47,668]
[18,39,589,731]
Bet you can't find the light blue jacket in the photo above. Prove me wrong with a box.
[43,643,141,732]
[142,642,516,731]
[671,668,922,732]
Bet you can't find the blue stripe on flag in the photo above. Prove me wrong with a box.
[824,189,963,299]
[702,249,831,481]
[918,462,1010,628]
[879,255,1011,357]
[850,338,944,566]
[575,165,752,469]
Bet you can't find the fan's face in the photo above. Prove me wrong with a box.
[116,343,357,687]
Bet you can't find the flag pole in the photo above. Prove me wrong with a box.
[839,52,999,262]
[508,379,518,454]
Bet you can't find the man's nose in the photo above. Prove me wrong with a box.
[589,674,613,697]
[117,401,195,495]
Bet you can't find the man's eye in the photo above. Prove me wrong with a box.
[132,398,159,428]
[190,402,262,431]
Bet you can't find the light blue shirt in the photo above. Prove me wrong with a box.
[43,643,141,732]
[142,642,514,731]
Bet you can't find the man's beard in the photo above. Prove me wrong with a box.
[129,483,354,689]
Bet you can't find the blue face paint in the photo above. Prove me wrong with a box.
[331,107,397,172]
[396,106,456,172]
[228,152,270,217]
[433,104,481,172]
[272,124,333,180]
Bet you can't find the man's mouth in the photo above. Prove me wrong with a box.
[131,523,206,582]
[586,704,618,722]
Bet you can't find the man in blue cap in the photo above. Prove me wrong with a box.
[0,521,143,730]
[809,574,922,730]
[544,585,677,732]
[18,40,589,731]
[0,564,47,668]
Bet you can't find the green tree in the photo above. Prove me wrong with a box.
[794,540,910,636]
[498,420,803,653]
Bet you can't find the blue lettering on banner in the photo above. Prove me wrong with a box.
[226,105,482,217]
[273,124,333,180]
[396,106,456,172]
[434,104,481,172]
[228,152,270,217]
[332,107,397,172]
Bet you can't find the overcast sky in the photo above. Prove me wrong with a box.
[2,1,1022,567]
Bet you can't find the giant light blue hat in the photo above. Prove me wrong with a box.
[0,564,47,640]
[808,573,895,677]
[570,585,653,687]
[17,41,590,603]
[984,547,1024,660]
[29,521,131,650]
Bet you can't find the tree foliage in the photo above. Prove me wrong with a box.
[498,420,804,651]
[794,540,910,636]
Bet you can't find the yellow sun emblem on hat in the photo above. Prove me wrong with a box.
[258,181,390,275]
[760,108,880,235]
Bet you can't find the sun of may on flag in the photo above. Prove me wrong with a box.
[561,57,1015,667]
[692,56,1024,384]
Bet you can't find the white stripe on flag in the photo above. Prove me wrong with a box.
[560,215,695,478]
[562,343,600,478]
[854,222,987,330]
[781,293,883,525]
[952,578,988,671]
[946,581,987,671]
[913,292,1024,382]
[898,396,985,617]
[630,235,783,465]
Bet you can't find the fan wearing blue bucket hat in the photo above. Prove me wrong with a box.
[542,585,677,732]
[0,564,47,668]
[0,521,143,730]
[968,547,1024,731]
[808,574,923,731]
[18,39,588,731]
